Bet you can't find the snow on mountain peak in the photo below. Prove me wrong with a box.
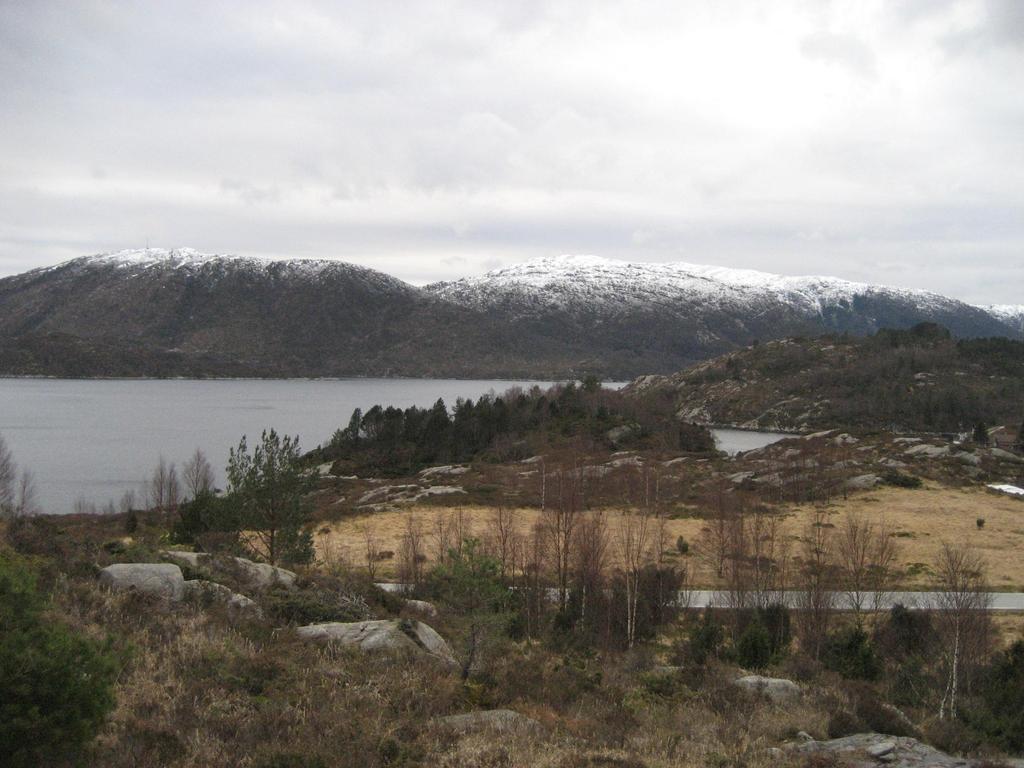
[426,254,955,319]
[80,247,271,271]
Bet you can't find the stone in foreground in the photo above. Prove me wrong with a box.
[296,619,457,666]
[98,563,186,601]
[791,733,1003,768]
[162,550,297,589]
[734,675,801,703]
[437,709,541,734]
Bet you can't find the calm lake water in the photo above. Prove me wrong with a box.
[0,378,560,514]
[712,427,791,455]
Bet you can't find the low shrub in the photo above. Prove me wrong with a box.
[882,470,922,489]
[824,626,881,680]
[262,584,371,625]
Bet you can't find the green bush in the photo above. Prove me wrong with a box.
[962,640,1024,753]
[736,620,772,670]
[0,554,119,767]
[882,470,922,489]
[824,626,881,680]
[686,614,724,666]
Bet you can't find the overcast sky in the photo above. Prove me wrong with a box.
[1,1,1021,302]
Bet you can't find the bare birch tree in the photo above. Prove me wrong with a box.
[796,507,836,660]
[541,465,583,608]
[398,512,425,587]
[575,510,610,626]
[617,507,652,648]
[488,505,520,584]
[183,448,215,500]
[934,542,992,720]
[361,525,381,581]
[0,433,15,515]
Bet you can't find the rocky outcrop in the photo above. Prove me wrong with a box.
[295,619,457,666]
[788,733,1012,768]
[437,709,541,734]
[418,465,469,480]
[161,550,297,590]
[734,675,801,704]
[98,563,186,600]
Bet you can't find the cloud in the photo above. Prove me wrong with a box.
[0,0,1021,304]
[800,32,878,78]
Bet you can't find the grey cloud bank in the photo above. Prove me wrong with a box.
[0,0,1021,302]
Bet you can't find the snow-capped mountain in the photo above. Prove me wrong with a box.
[0,250,1018,379]
[426,255,1013,340]
[981,304,1024,335]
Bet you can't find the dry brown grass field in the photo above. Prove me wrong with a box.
[316,484,1024,590]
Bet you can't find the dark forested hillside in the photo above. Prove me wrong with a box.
[627,324,1024,433]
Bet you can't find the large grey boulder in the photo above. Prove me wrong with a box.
[98,563,186,601]
[954,451,982,466]
[183,579,262,619]
[404,599,438,618]
[734,675,801,704]
[295,619,457,666]
[161,550,296,590]
[845,474,881,491]
[437,709,541,734]
[790,733,988,768]
[991,447,1024,464]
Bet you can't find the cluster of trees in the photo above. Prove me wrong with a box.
[319,380,715,475]
[692,495,1007,736]
[376,462,691,655]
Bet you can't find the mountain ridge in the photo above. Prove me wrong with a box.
[0,249,1019,378]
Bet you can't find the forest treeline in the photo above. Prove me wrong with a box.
[314,379,716,475]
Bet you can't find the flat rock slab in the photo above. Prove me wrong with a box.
[734,675,801,704]
[437,709,541,734]
[792,733,977,768]
[904,444,950,458]
[296,619,457,667]
[99,563,185,601]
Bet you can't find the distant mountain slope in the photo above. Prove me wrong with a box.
[625,324,1024,433]
[982,304,1024,335]
[427,255,1017,342]
[0,248,539,378]
[0,250,1019,378]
